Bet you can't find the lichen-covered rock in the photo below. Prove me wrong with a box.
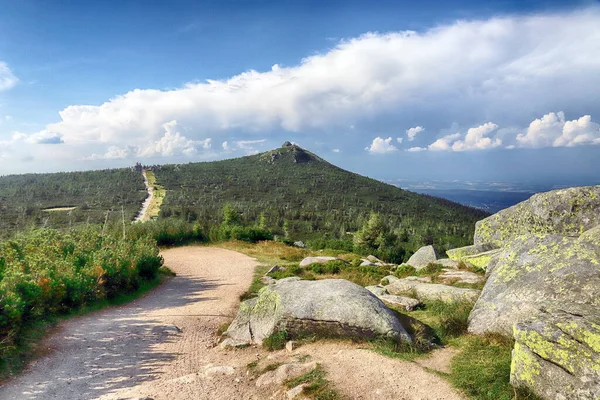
[298,256,342,267]
[460,249,503,271]
[406,245,438,269]
[579,225,600,247]
[468,234,600,336]
[446,242,499,260]
[225,279,411,345]
[474,186,600,246]
[511,309,600,400]
[383,275,480,303]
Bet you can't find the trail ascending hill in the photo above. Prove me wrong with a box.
[0,247,464,400]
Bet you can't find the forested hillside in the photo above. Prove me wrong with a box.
[0,169,146,237]
[154,144,488,256]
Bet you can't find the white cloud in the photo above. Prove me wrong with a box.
[396,137,403,144]
[86,120,212,160]
[427,123,501,151]
[451,122,502,151]
[406,126,424,141]
[332,148,341,153]
[19,8,600,161]
[365,137,398,154]
[407,146,427,152]
[516,112,600,148]
[222,141,231,151]
[0,62,18,91]
[429,133,462,151]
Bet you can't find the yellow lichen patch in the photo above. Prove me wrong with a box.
[511,341,541,387]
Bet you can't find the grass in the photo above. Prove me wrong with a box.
[0,266,174,383]
[449,334,541,400]
[262,330,289,351]
[285,364,340,400]
[144,170,166,220]
[239,264,271,301]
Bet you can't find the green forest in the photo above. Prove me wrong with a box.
[0,169,146,238]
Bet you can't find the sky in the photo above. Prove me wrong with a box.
[0,0,599,188]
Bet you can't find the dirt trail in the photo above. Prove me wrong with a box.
[134,170,153,222]
[0,247,465,400]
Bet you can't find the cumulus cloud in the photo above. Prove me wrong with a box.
[365,137,398,154]
[86,121,212,160]
[19,8,600,161]
[407,146,427,152]
[516,112,600,148]
[396,137,403,144]
[427,123,501,151]
[332,148,341,153]
[406,126,424,141]
[428,133,462,151]
[451,122,502,151]
[0,62,18,91]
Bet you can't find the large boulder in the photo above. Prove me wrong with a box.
[468,233,600,336]
[225,279,411,345]
[298,256,341,267]
[511,309,600,399]
[406,245,438,269]
[474,186,600,246]
[383,276,480,303]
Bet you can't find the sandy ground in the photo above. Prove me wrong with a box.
[0,247,465,400]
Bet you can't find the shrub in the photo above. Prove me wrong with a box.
[0,226,163,356]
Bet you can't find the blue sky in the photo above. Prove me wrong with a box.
[0,0,599,188]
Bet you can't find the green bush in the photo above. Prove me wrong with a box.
[0,226,163,356]
[127,219,207,246]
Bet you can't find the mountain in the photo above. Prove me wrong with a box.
[0,143,488,256]
[153,143,488,252]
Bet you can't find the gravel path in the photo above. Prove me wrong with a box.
[0,246,466,400]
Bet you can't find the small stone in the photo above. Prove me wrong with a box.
[285,340,297,352]
[286,384,308,399]
[266,265,285,274]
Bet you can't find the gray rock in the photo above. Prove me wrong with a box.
[446,243,499,260]
[367,255,384,263]
[365,285,421,311]
[383,275,480,303]
[266,265,285,274]
[256,361,317,387]
[365,285,388,297]
[579,224,600,247]
[261,276,277,285]
[435,258,464,269]
[286,383,308,399]
[474,186,600,246]
[468,234,600,336]
[360,259,378,267]
[225,279,411,345]
[438,269,485,285]
[406,245,438,269]
[298,256,341,268]
[511,309,600,400]
[293,241,306,248]
[285,340,297,352]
